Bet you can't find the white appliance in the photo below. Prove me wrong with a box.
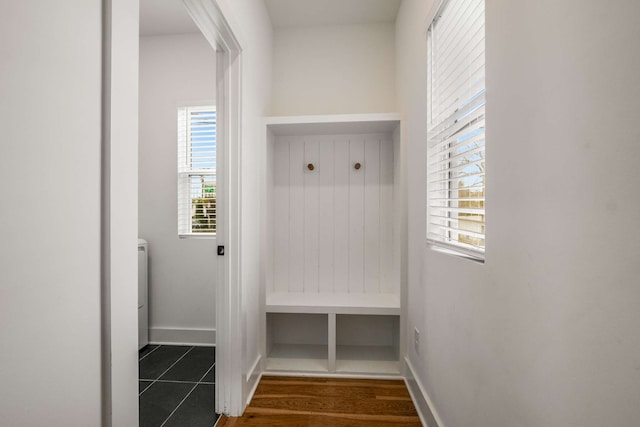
[138,239,149,350]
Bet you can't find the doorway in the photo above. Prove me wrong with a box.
[105,0,243,425]
[137,22,219,425]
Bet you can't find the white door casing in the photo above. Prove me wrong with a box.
[183,0,244,416]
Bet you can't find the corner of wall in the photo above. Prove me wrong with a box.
[244,353,263,406]
[404,357,444,427]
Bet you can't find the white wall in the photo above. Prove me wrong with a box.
[271,23,396,116]
[397,1,640,426]
[139,33,217,344]
[0,1,103,425]
[219,0,273,405]
[241,0,274,402]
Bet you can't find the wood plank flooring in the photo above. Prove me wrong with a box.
[216,376,422,427]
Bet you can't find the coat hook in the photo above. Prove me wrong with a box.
[307,163,315,171]
[354,162,362,170]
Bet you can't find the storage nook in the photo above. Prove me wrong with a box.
[264,114,403,376]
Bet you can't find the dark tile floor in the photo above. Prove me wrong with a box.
[139,345,218,427]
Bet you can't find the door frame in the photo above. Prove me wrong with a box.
[103,1,244,424]
[183,0,244,416]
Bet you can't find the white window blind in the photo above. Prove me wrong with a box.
[178,106,217,236]
[427,0,486,259]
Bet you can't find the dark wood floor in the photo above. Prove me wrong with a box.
[216,375,422,427]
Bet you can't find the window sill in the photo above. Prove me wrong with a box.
[427,241,485,264]
[179,233,217,240]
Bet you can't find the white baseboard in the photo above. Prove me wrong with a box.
[245,354,263,406]
[149,327,216,346]
[404,357,445,427]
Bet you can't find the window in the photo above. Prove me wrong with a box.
[426,0,485,260]
[178,106,217,236]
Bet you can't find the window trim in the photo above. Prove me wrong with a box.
[425,0,486,262]
[179,232,217,240]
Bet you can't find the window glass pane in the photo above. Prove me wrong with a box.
[190,174,216,233]
[178,106,216,235]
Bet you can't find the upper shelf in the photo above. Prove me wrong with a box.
[264,113,401,136]
[266,292,400,315]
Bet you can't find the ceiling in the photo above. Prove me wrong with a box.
[265,0,402,28]
[139,0,199,36]
[139,0,403,36]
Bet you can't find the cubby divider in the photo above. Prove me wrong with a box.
[265,309,400,375]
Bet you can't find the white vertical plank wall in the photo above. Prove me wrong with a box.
[271,134,394,296]
[391,127,402,296]
[379,138,394,293]
[273,139,290,293]
[303,139,319,293]
[364,139,381,294]
[318,139,335,293]
[288,140,305,292]
[266,131,276,292]
[333,136,350,294]
[348,138,365,293]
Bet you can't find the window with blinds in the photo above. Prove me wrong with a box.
[426,0,485,259]
[178,106,217,236]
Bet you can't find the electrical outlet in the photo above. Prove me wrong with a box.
[414,327,420,355]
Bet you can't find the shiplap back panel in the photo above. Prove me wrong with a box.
[273,140,290,292]
[272,133,395,295]
[380,135,395,293]
[333,137,350,294]
[289,140,305,292]
[266,130,276,292]
[348,138,365,293]
[304,138,320,292]
[318,140,335,294]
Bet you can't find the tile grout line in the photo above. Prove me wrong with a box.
[197,362,215,385]
[154,346,195,381]
[139,381,154,396]
[159,359,216,427]
[201,361,218,420]
[138,345,161,362]
[140,379,214,385]
[197,362,215,386]
[139,346,194,397]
